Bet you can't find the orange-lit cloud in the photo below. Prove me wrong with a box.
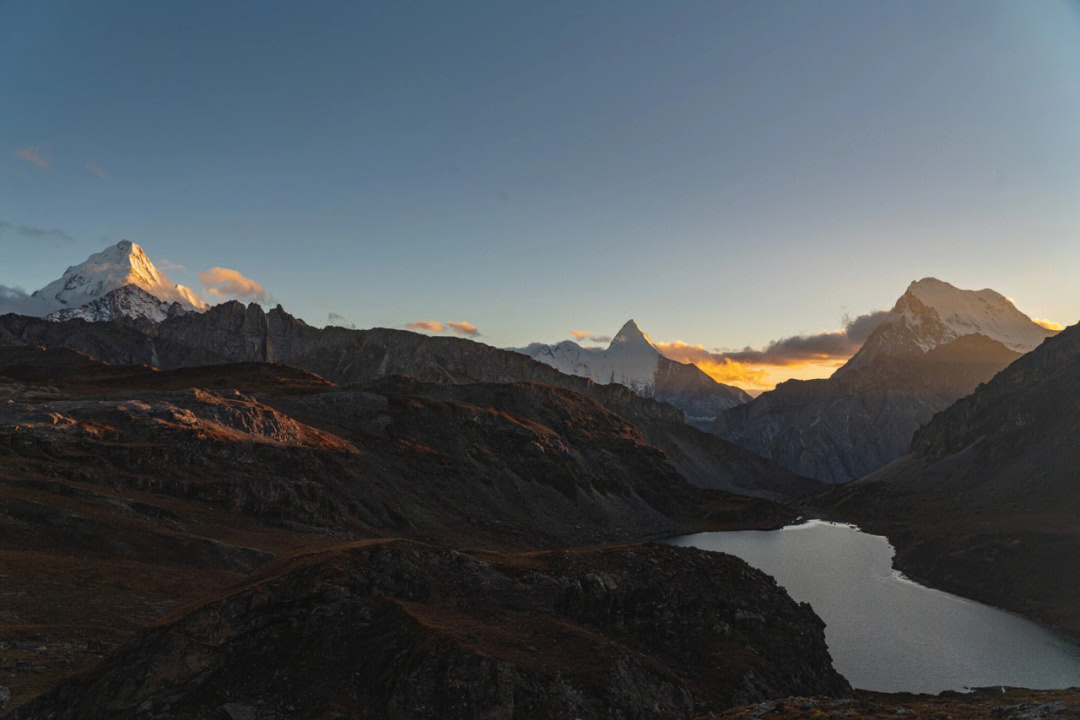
[654,341,839,393]
[85,161,105,179]
[406,320,444,333]
[1033,318,1065,332]
[716,310,894,366]
[653,310,895,393]
[405,320,481,336]
[197,267,266,302]
[157,258,186,271]
[16,146,51,169]
[570,330,611,344]
[447,321,479,337]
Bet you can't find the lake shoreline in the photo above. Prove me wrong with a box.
[668,521,1080,694]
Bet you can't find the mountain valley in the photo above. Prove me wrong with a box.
[0,243,1077,718]
[815,319,1080,637]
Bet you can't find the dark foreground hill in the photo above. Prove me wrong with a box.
[0,305,818,501]
[817,321,1080,636]
[0,345,795,712]
[5,540,849,720]
[709,689,1080,720]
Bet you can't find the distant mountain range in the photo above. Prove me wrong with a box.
[6,242,1057,493]
[515,320,751,423]
[19,242,754,424]
[713,278,1056,483]
[0,300,816,503]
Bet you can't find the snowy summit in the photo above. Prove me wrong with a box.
[843,277,1055,371]
[27,240,208,322]
[516,319,750,421]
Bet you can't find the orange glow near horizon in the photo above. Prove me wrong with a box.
[654,340,849,394]
[693,357,846,395]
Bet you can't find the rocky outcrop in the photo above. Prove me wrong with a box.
[0,307,814,501]
[5,540,850,720]
[816,322,1080,636]
[708,688,1080,720]
[46,285,190,324]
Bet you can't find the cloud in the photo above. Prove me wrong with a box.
[1033,318,1065,332]
[0,285,50,316]
[0,221,73,244]
[16,146,51,169]
[569,331,611,344]
[157,258,186,271]
[447,321,479,337]
[655,340,850,393]
[405,320,481,336]
[693,309,895,367]
[0,285,32,313]
[328,312,356,329]
[197,267,266,302]
[654,310,896,393]
[85,161,105,179]
[654,342,773,385]
[406,320,444,333]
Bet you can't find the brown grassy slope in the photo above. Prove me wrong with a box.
[0,346,793,712]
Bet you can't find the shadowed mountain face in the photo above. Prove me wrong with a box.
[714,279,1047,483]
[817,321,1080,637]
[5,540,849,720]
[0,345,816,713]
[0,346,789,551]
[0,305,817,502]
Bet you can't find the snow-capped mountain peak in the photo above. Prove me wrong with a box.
[514,319,750,420]
[610,319,656,350]
[23,240,208,322]
[900,277,1049,353]
[842,277,1055,372]
[33,240,207,314]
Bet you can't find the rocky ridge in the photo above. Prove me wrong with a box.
[5,540,850,720]
[0,305,817,502]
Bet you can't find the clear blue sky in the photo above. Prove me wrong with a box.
[3,0,1079,354]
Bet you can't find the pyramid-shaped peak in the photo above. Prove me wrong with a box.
[103,239,144,259]
[31,240,208,316]
[611,319,657,350]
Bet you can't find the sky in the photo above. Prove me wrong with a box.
[3,0,1080,391]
